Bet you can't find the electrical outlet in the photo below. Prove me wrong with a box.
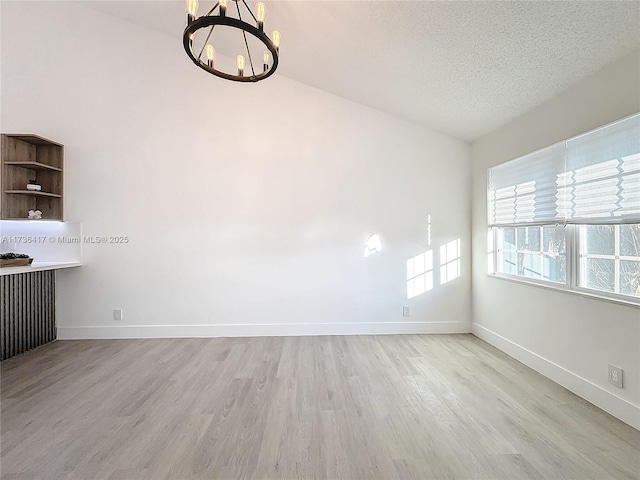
[113,309,123,321]
[402,306,410,317]
[608,365,623,388]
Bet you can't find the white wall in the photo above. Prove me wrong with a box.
[1,2,471,338]
[471,51,640,429]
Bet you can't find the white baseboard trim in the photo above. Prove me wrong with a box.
[58,321,470,340]
[472,323,640,430]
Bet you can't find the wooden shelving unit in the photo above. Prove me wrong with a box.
[4,162,62,172]
[5,190,63,198]
[1,134,64,221]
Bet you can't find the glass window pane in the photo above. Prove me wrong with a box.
[500,231,516,253]
[620,224,640,257]
[503,227,515,248]
[517,227,527,249]
[542,225,566,284]
[515,226,540,251]
[543,251,566,284]
[495,226,567,284]
[499,249,517,275]
[585,225,614,255]
[620,260,640,297]
[585,258,615,293]
[518,252,542,279]
[543,225,565,254]
[528,227,541,251]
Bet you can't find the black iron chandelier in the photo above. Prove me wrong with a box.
[183,0,281,82]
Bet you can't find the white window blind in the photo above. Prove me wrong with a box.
[566,115,640,223]
[488,114,640,227]
[488,144,564,225]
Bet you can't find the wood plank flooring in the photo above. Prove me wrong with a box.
[1,334,638,479]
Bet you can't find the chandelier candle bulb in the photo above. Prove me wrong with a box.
[256,2,266,30]
[237,54,245,76]
[186,0,198,23]
[263,51,270,72]
[219,0,227,17]
[271,29,281,52]
[205,44,215,67]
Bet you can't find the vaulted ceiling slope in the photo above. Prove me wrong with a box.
[87,1,640,141]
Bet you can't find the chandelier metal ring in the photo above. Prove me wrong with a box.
[183,11,279,83]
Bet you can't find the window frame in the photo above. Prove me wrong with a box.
[495,225,567,284]
[571,224,640,304]
[489,223,640,307]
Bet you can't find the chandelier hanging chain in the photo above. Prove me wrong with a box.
[195,0,219,60]
[236,1,256,78]
[183,0,281,82]
[197,25,216,60]
[204,2,219,17]
[240,0,258,23]
[242,32,256,77]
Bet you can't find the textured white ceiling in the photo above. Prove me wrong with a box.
[87,0,640,141]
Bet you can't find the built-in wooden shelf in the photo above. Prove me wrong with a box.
[5,190,62,198]
[1,134,64,220]
[6,134,63,147]
[5,161,62,172]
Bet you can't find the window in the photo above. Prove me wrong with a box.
[496,225,566,284]
[579,225,640,297]
[488,113,640,304]
[407,250,433,299]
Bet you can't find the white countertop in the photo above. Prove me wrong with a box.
[0,261,82,276]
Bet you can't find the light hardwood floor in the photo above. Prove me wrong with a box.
[1,334,638,480]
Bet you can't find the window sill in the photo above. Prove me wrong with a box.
[487,272,640,309]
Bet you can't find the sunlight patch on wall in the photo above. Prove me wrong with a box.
[364,234,382,257]
[440,238,461,284]
[407,250,434,299]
